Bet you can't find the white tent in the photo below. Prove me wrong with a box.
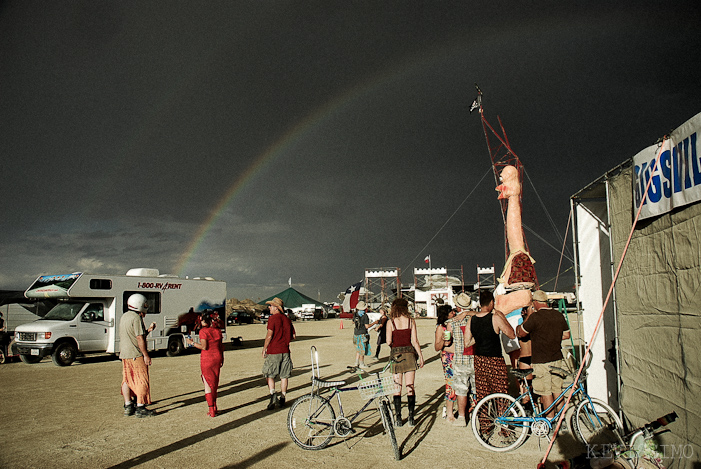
[571,111,701,468]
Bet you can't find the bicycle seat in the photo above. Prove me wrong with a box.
[549,366,569,378]
[510,368,533,379]
[312,377,346,388]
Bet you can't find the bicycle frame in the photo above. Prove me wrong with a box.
[306,346,396,431]
[324,385,388,425]
[290,347,402,459]
[496,374,600,430]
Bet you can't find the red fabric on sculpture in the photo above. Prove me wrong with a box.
[508,252,537,285]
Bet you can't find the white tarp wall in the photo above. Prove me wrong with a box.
[573,195,620,409]
[1,303,42,331]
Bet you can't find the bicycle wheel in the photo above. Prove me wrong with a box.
[470,393,529,452]
[571,398,623,449]
[288,394,336,450]
[380,400,400,460]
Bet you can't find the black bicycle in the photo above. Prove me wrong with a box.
[554,411,678,468]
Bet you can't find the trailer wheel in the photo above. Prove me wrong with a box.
[167,337,184,357]
[52,342,78,366]
[20,354,42,364]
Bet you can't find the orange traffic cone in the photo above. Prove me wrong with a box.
[339,320,343,329]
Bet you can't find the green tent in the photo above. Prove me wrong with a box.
[258,288,325,309]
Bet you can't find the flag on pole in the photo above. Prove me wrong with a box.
[342,281,362,312]
[424,255,431,264]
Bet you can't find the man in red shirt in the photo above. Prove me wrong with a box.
[262,297,296,410]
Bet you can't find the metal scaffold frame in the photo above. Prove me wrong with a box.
[476,264,495,291]
[471,84,534,282]
[363,268,401,309]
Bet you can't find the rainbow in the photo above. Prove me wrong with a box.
[174,82,369,276]
[174,42,467,277]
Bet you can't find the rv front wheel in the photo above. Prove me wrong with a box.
[167,337,184,357]
[52,342,78,366]
[20,354,42,364]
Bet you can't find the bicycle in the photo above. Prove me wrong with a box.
[470,357,624,452]
[605,411,678,469]
[287,346,402,460]
[553,411,678,468]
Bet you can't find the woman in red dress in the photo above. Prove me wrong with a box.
[187,312,224,417]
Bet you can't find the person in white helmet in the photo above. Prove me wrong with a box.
[119,293,157,417]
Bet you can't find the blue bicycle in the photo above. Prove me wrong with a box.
[470,359,624,452]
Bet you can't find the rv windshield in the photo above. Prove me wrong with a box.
[41,302,86,321]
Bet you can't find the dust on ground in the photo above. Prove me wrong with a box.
[0,319,584,468]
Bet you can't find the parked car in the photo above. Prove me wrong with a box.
[226,310,254,326]
[260,309,295,323]
[298,309,314,321]
[313,308,327,320]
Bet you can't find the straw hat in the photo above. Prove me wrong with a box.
[454,292,472,309]
[356,301,367,311]
[532,290,548,302]
[265,297,284,311]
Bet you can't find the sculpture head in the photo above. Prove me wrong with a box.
[496,165,521,199]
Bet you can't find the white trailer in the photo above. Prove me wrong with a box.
[13,268,226,366]
[1,300,49,332]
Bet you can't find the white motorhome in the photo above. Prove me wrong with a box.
[13,268,226,366]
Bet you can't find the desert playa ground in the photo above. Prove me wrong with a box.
[0,318,585,468]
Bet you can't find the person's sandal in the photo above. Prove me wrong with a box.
[451,415,466,427]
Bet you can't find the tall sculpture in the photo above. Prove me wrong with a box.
[493,165,536,313]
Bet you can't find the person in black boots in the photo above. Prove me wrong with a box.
[386,298,424,427]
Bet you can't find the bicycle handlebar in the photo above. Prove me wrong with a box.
[623,411,677,442]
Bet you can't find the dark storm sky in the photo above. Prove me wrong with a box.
[1,1,700,301]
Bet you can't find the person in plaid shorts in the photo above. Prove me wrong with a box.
[445,292,477,427]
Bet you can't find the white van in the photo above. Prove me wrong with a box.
[13,268,226,366]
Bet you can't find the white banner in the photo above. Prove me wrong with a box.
[633,111,701,220]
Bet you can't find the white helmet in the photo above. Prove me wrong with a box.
[127,294,148,313]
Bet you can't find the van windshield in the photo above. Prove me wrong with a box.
[41,302,86,321]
